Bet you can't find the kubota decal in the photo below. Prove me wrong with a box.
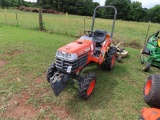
[85,47,90,52]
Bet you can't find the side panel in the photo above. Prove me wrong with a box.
[90,39,112,64]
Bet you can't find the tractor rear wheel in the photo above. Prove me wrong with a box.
[143,62,151,72]
[104,46,117,70]
[78,73,96,100]
[143,74,160,108]
[46,62,56,83]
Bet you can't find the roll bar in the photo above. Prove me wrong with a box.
[91,6,117,38]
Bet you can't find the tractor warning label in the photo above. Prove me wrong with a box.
[67,66,72,73]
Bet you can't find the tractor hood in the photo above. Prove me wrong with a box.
[57,39,93,56]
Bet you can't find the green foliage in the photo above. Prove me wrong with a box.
[68,6,77,14]
[0,0,10,8]
[129,1,144,21]
[105,0,131,20]
[42,4,52,9]
[148,5,160,23]
[104,0,160,23]
[0,0,26,8]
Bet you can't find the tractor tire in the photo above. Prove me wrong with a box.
[78,73,96,100]
[46,62,56,83]
[104,46,117,70]
[141,44,150,55]
[143,62,151,72]
[143,74,160,108]
[139,116,144,120]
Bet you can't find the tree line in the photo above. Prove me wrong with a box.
[0,0,160,23]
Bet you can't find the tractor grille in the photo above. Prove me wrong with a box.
[55,54,88,73]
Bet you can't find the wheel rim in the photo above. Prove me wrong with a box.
[111,53,116,67]
[87,80,96,96]
[145,80,152,95]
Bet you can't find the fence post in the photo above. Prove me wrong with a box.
[4,9,7,24]
[15,11,18,26]
[66,12,68,34]
[39,8,43,30]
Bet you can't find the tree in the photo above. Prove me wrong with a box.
[129,1,144,21]
[105,0,131,20]
[148,5,160,23]
[0,0,11,8]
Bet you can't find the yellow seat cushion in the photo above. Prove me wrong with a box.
[158,39,160,47]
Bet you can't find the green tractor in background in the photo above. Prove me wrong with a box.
[141,30,160,72]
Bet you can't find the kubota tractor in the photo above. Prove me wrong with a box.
[46,6,117,100]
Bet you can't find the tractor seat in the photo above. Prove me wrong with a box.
[93,30,106,43]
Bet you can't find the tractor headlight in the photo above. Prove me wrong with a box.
[67,53,71,58]
[56,51,71,58]
[56,50,78,61]
[56,50,61,56]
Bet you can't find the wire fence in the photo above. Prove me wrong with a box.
[0,8,160,47]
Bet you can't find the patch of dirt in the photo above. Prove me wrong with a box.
[2,91,71,120]
[2,73,72,120]
[0,60,8,67]
[52,106,70,119]
[3,92,39,119]
[29,76,49,98]
[113,39,141,49]
[35,76,45,84]
[4,50,23,56]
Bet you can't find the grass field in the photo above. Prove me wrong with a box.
[0,23,159,120]
[0,8,160,120]
[0,9,160,45]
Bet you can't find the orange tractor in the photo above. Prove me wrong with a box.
[46,6,117,100]
[140,74,160,120]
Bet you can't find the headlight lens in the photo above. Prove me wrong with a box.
[56,51,72,59]
[67,54,71,58]
[56,50,61,56]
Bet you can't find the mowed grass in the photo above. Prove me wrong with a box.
[0,23,160,120]
[0,9,160,46]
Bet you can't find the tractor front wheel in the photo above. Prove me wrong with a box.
[78,73,96,100]
[143,74,160,108]
[46,62,56,83]
[143,62,151,72]
[104,46,117,70]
